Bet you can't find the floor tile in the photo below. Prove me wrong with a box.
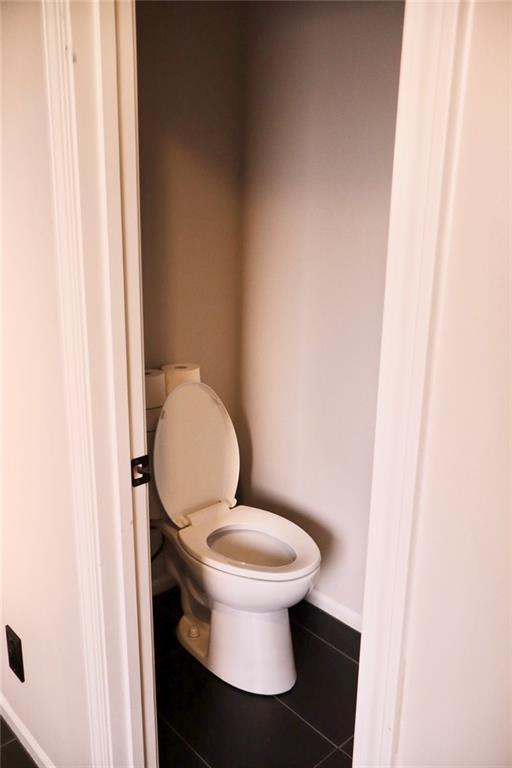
[157,646,333,768]
[154,586,182,619]
[340,736,353,757]
[278,623,358,746]
[158,721,210,767]
[290,601,361,662]
[153,601,181,666]
[316,748,352,767]
[153,587,185,667]
[1,718,16,746]
[0,740,38,768]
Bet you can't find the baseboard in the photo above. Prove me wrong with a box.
[0,694,56,768]
[306,589,363,632]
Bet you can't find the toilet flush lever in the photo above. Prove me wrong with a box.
[131,455,151,487]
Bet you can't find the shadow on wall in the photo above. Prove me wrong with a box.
[233,0,403,614]
[137,0,246,417]
[236,409,336,572]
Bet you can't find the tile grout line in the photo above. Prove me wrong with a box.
[338,734,353,751]
[339,733,354,759]
[159,713,213,768]
[1,736,18,748]
[311,746,340,768]
[274,695,338,749]
[155,598,358,764]
[290,618,360,666]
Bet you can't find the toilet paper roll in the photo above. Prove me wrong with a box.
[161,362,201,395]
[145,369,166,409]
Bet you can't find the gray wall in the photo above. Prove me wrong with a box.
[137,1,403,622]
[240,1,403,622]
[137,1,245,418]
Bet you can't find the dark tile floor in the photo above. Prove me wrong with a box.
[154,588,360,768]
[1,717,37,768]
[1,591,359,768]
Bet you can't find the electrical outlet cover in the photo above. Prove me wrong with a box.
[6,626,25,683]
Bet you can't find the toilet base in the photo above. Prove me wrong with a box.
[177,604,296,695]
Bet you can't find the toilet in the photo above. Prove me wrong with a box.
[151,382,321,695]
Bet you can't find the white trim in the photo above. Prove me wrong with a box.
[0,697,55,768]
[114,1,159,764]
[353,2,475,766]
[41,3,113,765]
[42,1,150,765]
[306,590,362,633]
[92,2,147,764]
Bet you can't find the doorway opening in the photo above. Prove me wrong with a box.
[134,2,404,765]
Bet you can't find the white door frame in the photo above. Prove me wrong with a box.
[114,2,159,766]
[40,0,474,765]
[354,1,474,765]
[41,0,157,765]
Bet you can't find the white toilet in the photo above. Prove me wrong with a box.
[152,382,321,695]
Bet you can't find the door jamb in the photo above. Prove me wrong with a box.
[41,0,157,766]
[354,1,474,764]
[42,0,157,765]
[114,2,159,766]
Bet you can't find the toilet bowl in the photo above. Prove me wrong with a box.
[152,382,321,695]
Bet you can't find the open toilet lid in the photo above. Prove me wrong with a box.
[153,383,240,527]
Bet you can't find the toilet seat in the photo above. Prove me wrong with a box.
[153,382,320,583]
[179,503,321,582]
[153,383,239,527]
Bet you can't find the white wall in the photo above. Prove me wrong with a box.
[2,3,147,765]
[0,3,91,764]
[240,2,403,624]
[395,2,512,763]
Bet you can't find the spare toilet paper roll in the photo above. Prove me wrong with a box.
[145,369,166,409]
[161,363,201,395]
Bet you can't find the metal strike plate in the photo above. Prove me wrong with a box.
[131,455,151,487]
